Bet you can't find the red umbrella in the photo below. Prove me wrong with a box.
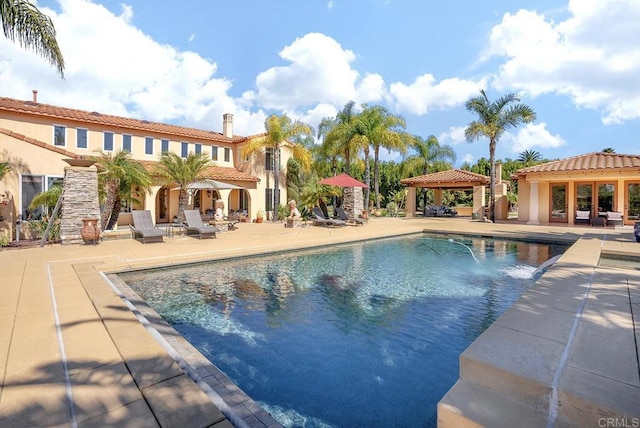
[318,173,369,188]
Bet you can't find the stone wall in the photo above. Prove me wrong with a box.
[60,166,101,245]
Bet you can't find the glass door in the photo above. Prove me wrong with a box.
[550,183,567,223]
[627,183,640,225]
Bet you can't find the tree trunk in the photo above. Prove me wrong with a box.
[106,197,121,230]
[177,190,188,223]
[364,147,370,210]
[101,179,118,230]
[273,146,280,222]
[489,140,496,223]
[374,146,380,209]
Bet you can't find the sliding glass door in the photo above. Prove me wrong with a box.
[550,183,567,223]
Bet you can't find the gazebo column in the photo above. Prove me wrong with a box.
[434,189,443,206]
[473,185,485,219]
[405,187,416,218]
[527,181,540,225]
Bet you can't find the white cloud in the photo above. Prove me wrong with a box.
[389,75,487,115]
[327,1,335,9]
[438,126,467,146]
[250,33,384,110]
[486,0,640,124]
[461,154,475,165]
[0,0,258,135]
[501,122,566,153]
[188,33,195,42]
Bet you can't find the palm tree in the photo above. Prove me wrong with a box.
[403,135,456,215]
[367,107,407,209]
[517,149,542,166]
[1,0,65,77]
[465,90,536,222]
[320,101,360,176]
[242,114,313,222]
[93,150,152,230]
[0,162,11,181]
[602,147,615,153]
[155,152,210,223]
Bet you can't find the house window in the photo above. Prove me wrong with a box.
[195,143,202,155]
[224,147,230,162]
[211,146,218,161]
[265,188,279,212]
[265,148,281,171]
[104,132,114,151]
[122,134,132,152]
[53,125,66,146]
[145,137,154,155]
[76,128,88,149]
[20,175,62,220]
[181,142,189,158]
[161,139,169,153]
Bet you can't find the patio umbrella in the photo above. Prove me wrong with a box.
[318,173,368,188]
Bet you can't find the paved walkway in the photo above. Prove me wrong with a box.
[0,217,637,427]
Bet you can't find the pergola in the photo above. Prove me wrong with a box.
[400,169,490,218]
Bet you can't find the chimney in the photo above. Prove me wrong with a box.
[495,163,502,184]
[223,113,233,138]
[32,90,38,103]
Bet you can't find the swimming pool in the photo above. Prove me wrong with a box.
[119,235,567,427]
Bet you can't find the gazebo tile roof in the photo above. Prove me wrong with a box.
[515,152,640,175]
[401,169,490,186]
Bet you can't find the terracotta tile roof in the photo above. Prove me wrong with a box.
[515,152,640,175]
[0,96,248,144]
[0,127,79,159]
[137,160,259,183]
[401,169,489,186]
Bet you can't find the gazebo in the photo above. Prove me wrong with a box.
[400,169,500,219]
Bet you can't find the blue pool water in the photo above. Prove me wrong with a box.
[120,235,567,427]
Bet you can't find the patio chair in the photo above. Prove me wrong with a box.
[336,206,364,226]
[606,211,623,227]
[184,209,220,239]
[130,210,166,244]
[312,207,346,227]
[575,210,591,225]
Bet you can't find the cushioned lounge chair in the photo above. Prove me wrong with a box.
[336,207,364,226]
[312,207,346,227]
[575,210,591,225]
[606,211,623,226]
[184,210,220,239]
[130,210,166,243]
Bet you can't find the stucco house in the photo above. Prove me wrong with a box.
[0,92,297,240]
[513,152,640,226]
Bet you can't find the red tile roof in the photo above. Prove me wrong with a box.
[401,169,489,186]
[0,96,250,144]
[0,127,79,158]
[137,160,259,183]
[514,152,640,175]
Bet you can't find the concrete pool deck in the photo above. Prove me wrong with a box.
[0,217,638,427]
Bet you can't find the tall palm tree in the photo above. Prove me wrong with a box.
[320,101,360,175]
[517,149,542,166]
[155,152,210,223]
[403,135,456,215]
[367,107,407,209]
[465,90,536,222]
[1,0,65,77]
[242,114,313,222]
[93,150,152,230]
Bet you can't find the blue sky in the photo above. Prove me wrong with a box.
[1,0,638,166]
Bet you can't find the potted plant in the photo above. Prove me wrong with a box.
[255,209,264,223]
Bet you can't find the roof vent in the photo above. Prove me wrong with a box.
[141,119,150,124]
[90,111,101,116]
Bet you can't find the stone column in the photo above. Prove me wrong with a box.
[473,185,486,219]
[343,187,364,217]
[405,187,416,218]
[60,165,101,245]
[527,181,540,225]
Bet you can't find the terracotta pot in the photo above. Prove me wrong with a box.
[256,217,263,223]
[81,218,100,244]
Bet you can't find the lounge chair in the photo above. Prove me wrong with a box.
[184,209,220,239]
[312,207,346,227]
[130,210,166,243]
[575,210,591,225]
[336,207,365,226]
[606,211,623,226]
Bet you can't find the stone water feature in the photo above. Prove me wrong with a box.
[59,160,101,245]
